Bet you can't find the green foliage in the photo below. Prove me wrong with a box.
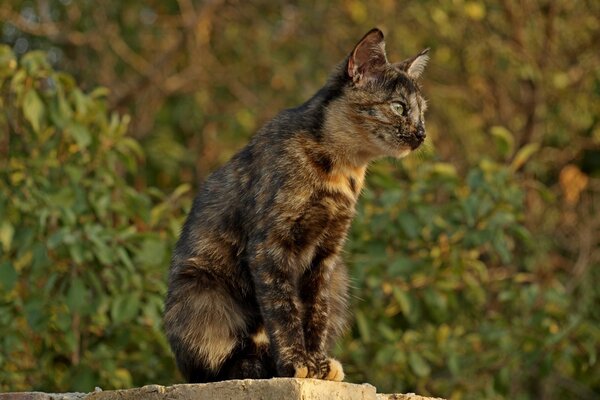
[0,46,187,391]
[340,157,599,397]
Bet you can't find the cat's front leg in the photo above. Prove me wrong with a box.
[300,247,345,381]
[249,246,314,378]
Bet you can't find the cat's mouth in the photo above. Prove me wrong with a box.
[394,128,425,150]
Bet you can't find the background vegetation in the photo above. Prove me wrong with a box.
[1,1,599,399]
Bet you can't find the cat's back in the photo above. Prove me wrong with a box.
[172,114,311,258]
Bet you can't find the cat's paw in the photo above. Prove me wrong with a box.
[324,358,344,381]
[306,354,345,381]
[293,364,309,378]
[279,352,343,380]
[277,355,311,378]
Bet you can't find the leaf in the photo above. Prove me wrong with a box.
[136,237,166,268]
[392,286,411,316]
[0,221,14,252]
[424,288,448,322]
[355,310,371,342]
[117,137,144,165]
[43,272,59,295]
[378,324,399,342]
[47,229,67,249]
[110,293,141,323]
[116,247,134,271]
[23,89,45,133]
[490,126,515,158]
[0,261,18,291]
[20,51,50,76]
[347,1,368,23]
[397,211,420,239]
[68,243,85,264]
[0,45,17,79]
[86,226,113,265]
[511,143,539,171]
[389,256,419,275]
[461,196,478,227]
[464,1,486,21]
[492,234,512,263]
[431,162,458,178]
[72,368,96,392]
[466,168,484,190]
[64,330,78,353]
[559,164,588,205]
[408,351,431,377]
[66,277,87,313]
[448,352,460,376]
[112,368,133,388]
[89,86,110,99]
[67,122,92,149]
[24,298,45,330]
[71,88,89,116]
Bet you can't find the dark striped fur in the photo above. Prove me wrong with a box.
[164,28,429,382]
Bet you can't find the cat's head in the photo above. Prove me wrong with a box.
[330,28,429,160]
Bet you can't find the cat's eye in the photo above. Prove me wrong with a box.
[390,101,407,116]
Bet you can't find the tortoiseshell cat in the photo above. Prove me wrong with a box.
[164,28,429,382]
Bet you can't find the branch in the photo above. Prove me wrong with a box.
[0,6,99,47]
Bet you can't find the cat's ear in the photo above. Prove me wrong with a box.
[395,48,430,79]
[347,28,388,86]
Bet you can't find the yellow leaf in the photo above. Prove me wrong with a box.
[23,89,45,133]
[432,162,458,177]
[511,143,539,171]
[347,1,367,23]
[464,2,486,21]
[552,73,570,89]
[436,323,451,345]
[10,171,25,185]
[559,164,588,205]
[0,222,14,252]
[113,368,132,387]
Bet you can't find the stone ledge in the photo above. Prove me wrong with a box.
[377,394,445,400]
[0,378,444,400]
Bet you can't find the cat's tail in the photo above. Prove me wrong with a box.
[164,262,275,382]
[163,262,243,381]
[168,330,276,382]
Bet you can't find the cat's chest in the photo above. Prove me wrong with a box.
[321,165,366,201]
[295,167,366,271]
[308,164,367,242]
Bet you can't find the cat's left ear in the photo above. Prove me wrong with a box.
[395,48,430,79]
[347,28,388,86]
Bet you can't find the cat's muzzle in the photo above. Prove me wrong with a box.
[396,126,425,150]
[410,125,426,149]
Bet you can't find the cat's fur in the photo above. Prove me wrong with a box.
[164,28,429,382]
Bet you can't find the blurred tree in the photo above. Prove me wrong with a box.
[1,0,599,398]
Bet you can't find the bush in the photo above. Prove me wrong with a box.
[0,46,187,391]
[340,155,600,398]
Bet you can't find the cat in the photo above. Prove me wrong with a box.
[163,27,429,383]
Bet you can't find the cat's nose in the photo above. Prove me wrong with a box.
[415,125,426,140]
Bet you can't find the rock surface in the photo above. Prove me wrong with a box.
[0,379,444,400]
[377,394,445,400]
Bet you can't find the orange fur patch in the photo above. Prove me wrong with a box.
[323,165,366,200]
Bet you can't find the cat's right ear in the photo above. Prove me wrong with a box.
[347,28,388,86]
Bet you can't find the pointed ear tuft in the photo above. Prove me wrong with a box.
[395,48,430,79]
[347,28,388,86]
